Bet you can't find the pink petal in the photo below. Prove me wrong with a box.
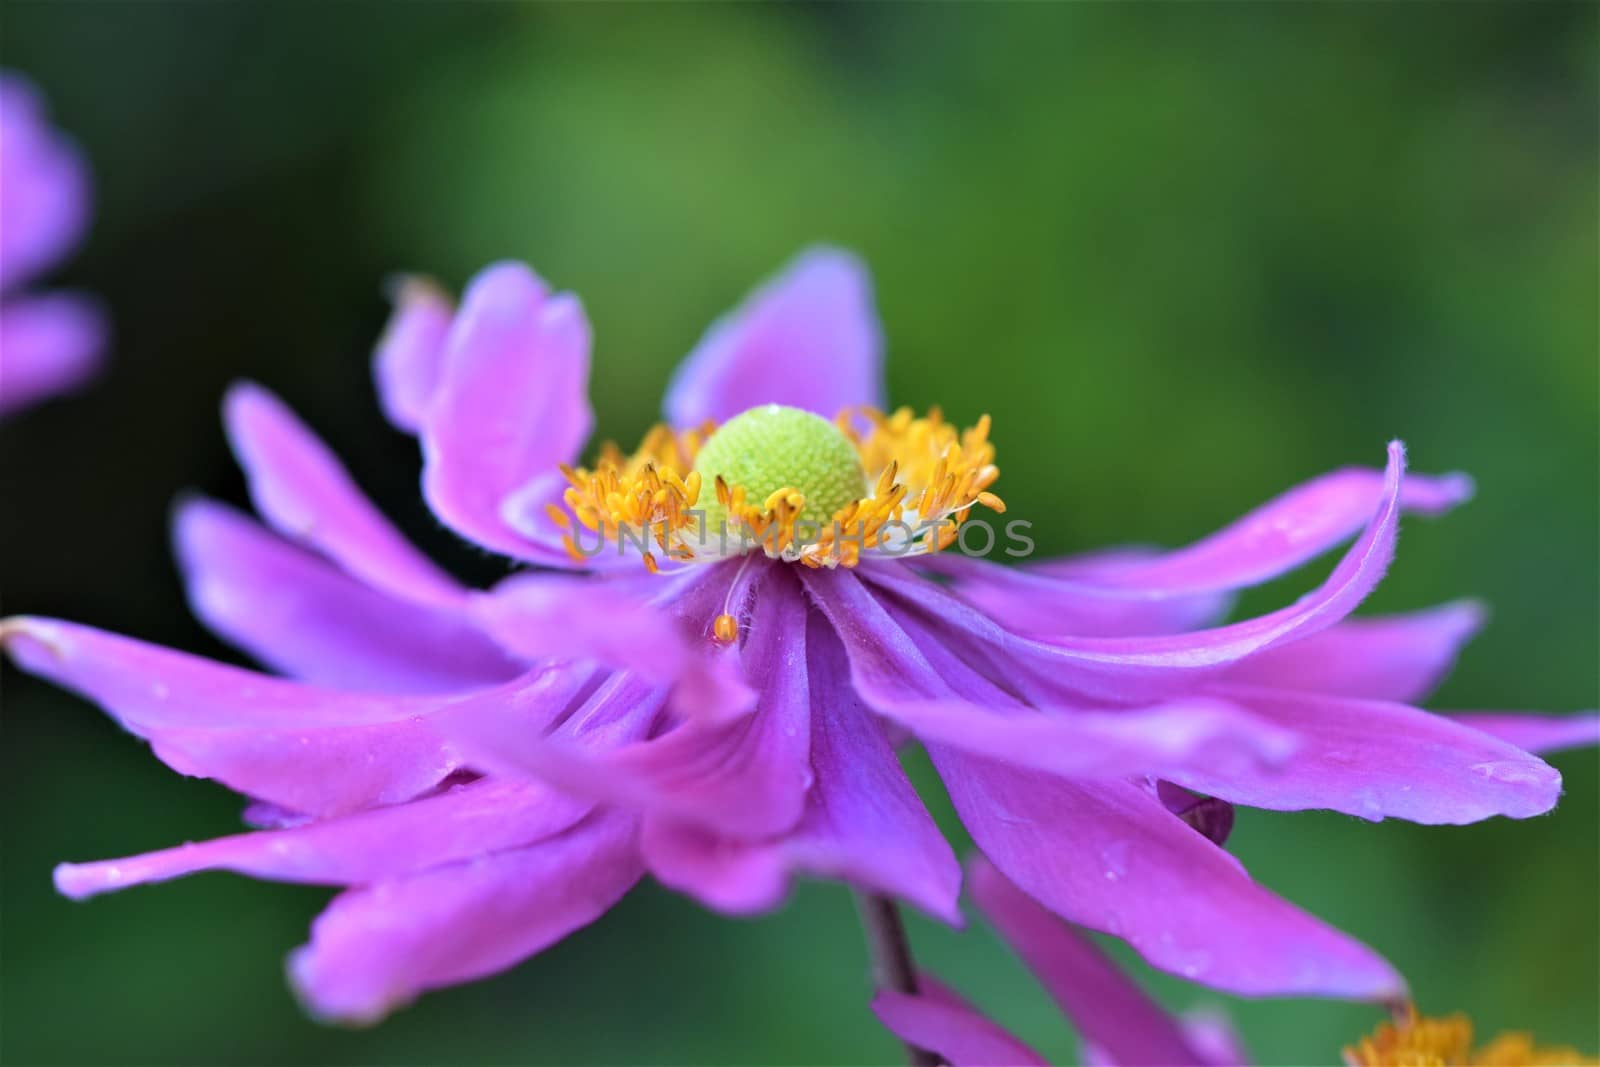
[0,292,104,415]
[1220,601,1486,702]
[1176,685,1563,824]
[872,981,1050,1067]
[0,616,478,814]
[1,616,443,730]
[442,571,804,837]
[933,749,1405,1000]
[642,612,962,924]
[146,720,458,816]
[287,810,641,1024]
[1039,463,1472,595]
[971,856,1230,1067]
[804,567,1300,779]
[855,442,1416,702]
[915,553,1232,639]
[664,247,884,427]
[372,276,453,433]
[1446,713,1600,756]
[0,74,90,290]
[419,262,593,564]
[466,565,755,723]
[54,777,592,899]
[174,498,520,693]
[223,382,465,608]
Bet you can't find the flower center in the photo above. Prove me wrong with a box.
[548,404,1003,570]
[690,404,868,534]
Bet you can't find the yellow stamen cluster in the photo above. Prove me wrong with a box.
[547,422,714,573]
[1345,1007,1597,1067]
[551,406,1005,570]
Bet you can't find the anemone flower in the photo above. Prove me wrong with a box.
[875,857,1596,1067]
[5,247,1595,1029]
[0,72,103,416]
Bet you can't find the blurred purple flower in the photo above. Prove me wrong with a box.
[0,73,103,415]
[5,248,1594,1025]
[874,855,1250,1067]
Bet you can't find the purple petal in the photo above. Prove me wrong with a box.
[1038,462,1472,596]
[174,498,521,694]
[642,611,962,924]
[1,616,466,813]
[854,442,1415,701]
[1220,601,1486,702]
[287,810,641,1025]
[0,292,104,415]
[933,749,1405,999]
[372,276,453,433]
[1446,713,1600,756]
[970,856,1218,1067]
[664,247,884,427]
[0,616,445,730]
[223,382,465,608]
[151,720,454,817]
[804,566,1300,779]
[915,554,1233,639]
[54,777,592,899]
[0,74,90,290]
[466,565,755,723]
[872,978,1050,1067]
[1176,685,1563,824]
[419,262,593,564]
[444,571,804,837]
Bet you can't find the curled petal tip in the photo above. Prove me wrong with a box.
[0,616,62,664]
[52,861,107,901]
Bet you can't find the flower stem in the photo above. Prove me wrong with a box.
[853,890,940,1067]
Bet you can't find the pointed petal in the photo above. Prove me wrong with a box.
[872,979,1050,1067]
[287,811,641,1025]
[1220,602,1486,702]
[223,381,465,607]
[1176,685,1563,824]
[933,749,1404,1000]
[54,778,592,899]
[0,616,467,814]
[1445,713,1600,756]
[419,262,592,564]
[372,276,453,433]
[641,612,962,923]
[971,856,1231,1067]
[1039,463,1472,596]
[804,567,1300,779]
[0,292,104,415]
[915,553,1233,639]
[854,443,1416,701]
[1,616,442,730]
[664,247,884,427]
[174,498,520,694]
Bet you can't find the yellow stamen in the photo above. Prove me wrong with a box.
[1345,1006,1598,1067]
[713,613,739,644]
[553,406,1005,569]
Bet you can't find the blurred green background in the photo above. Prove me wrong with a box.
[2,4,1595,1064]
